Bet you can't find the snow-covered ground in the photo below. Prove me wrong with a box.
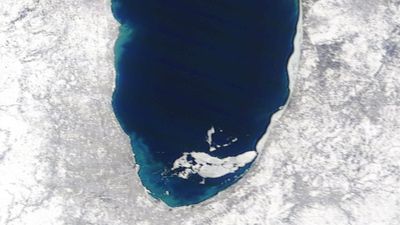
[1,0,400,224]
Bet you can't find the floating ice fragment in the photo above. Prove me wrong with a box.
[172,151,257,179]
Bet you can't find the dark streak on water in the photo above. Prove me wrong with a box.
[111,0,299,207]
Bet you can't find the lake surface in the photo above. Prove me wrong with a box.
[111,0,299,207]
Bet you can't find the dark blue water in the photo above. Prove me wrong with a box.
[111,0,299,207]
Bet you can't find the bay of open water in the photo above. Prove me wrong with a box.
[111,0,299,207]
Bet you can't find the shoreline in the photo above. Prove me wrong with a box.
[108,0,158,205]
[193,0,304,208]
[108,0,303,208]
[254,0,303,157]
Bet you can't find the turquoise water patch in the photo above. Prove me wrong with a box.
[111,0,299,207]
